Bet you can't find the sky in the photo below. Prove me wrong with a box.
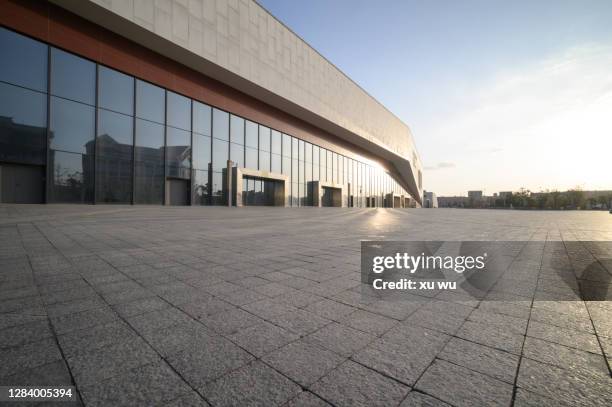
[258,0,612,196]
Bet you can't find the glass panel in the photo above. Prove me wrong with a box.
[50,48,95,105]
[96,109,133,203]
[167,91,190,130]
[0,27,48,92]
[327,150,333,182]
[134,119,164,204]
[254,179,262,205]
[0,82,46,165]
[97,109,133,156]
[193,101,211,136]
[212,138,228,172]
[320,148,326,182]
[282,156,291,179]
[49,97,95,154]
[282,133,291,157]
[245,120,258,148]
[245,146,257,169]
[166,126,191,179]
[48,150,94,203]
[192,134,211,170]
[98,66,134,115]
[259,125,270,151]
[230,115,244,145]
[292,137,298,160]
[271,153,281,173]
[271,130,281,155]
[259,149,270,171]
[136,80,164,123]
[230,142,244,168]
[211,172,226,205]
[192,169,209,205]
[312,148,319,181]
[212,108,229,141]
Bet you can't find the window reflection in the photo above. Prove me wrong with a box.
[50,97,95,155]
[167,91,190,130]
[136,80,165,123]
[0,82,46,165]
[48,150,94,203]
[51,48,95,105]
[166,126,191,179]
[0,27,48,92]
[96,109,133,203]
[134,119,164,204]
[193,101,211,136]
[98,66,134,115]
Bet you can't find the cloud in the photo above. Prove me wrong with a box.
[424,162,456,170]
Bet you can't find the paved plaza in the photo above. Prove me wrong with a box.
[0,205,611,406]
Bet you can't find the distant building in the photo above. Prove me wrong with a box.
[437,196,469,208]
[468,190,483,200]
[423,191,438,208]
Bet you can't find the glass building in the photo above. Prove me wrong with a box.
[0,1,423,208]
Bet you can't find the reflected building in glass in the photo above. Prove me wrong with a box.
[0,1,423,207]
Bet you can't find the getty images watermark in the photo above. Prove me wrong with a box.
[361,241,612,301]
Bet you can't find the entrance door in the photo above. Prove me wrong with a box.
[322,186,342,207]
[166,178,189,205]
[0,164,44,203]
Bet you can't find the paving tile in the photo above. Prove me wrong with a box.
[167,335,254,387]
[202,361,301,407]
[228,320,299,357]
[50,307,119,335]
[165,391,211,407]
[57,320,138,358]
[126,307,194,337]
[438,337,519,384]
[112,296,169,317]
[268,309,331,336]
[456,320,524,355]
[310,360,410,407]
[527,320,601,354]
[512,388,572,407]
[404,307,466,335]
[66,337,160,386]
[80,362,193,407]
[416,359,513,407]
[0,319,53,348]
[517,357,612,406]
[283,391,332,407]
[522,336,609,378]
[0,313,47,330]
[303,298,357,321]
[0,359,73,386]
[338,309,397,336]
[305,322,376,357]
[199,307,262,335]
[352,337,438,385]
[0,338,63,378]
[142,321,213,357]
[399,391,452,407]
[262,339,346,386]
[242,298,300,319]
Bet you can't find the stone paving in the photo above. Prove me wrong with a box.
[0,205,611,406]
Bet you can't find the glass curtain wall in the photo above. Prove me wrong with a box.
[0,26,413,207]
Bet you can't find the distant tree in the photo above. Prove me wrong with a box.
[567,187,585,209]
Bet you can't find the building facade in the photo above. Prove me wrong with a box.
[423,191,438,208]
[0,0,422,207]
